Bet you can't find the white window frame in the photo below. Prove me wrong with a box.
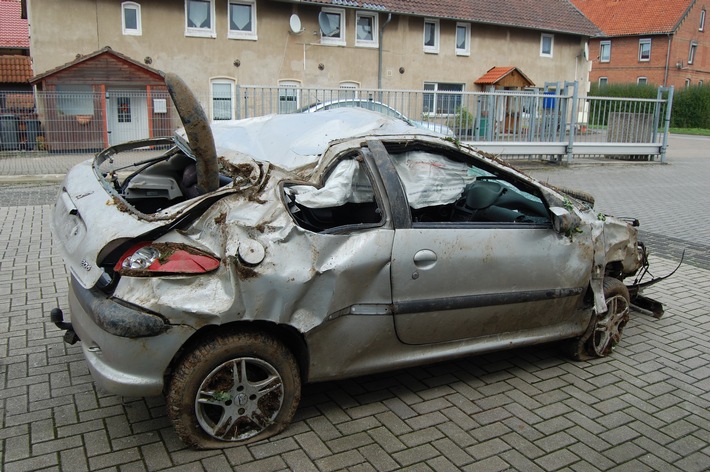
[701,9,706,31]
[688,41,698,65]
[598,77,608,86]
[278,80,301,114]
[637,77,647,85]
[210,78,235,121]
[599,40,611,62]
[423,19,440,54]
[540,33,554,57]
[338,81,360,99]
[639,38,651,61]
[423,82,464,116]
[320,8,345,46]
[355,12,378,48]
[227,0,257,40]
[455,22,471,56]
[685,78,691,88]
[700,80,704,86]
[185,0,216,38]
[121,2,142,36]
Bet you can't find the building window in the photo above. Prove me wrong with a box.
[685,78,691,88]
[598,77,608,86]
[278,80,300,114]
[599,40,611,62]
[455,23,471,56]
[319,8,345,46]
[228,0,256,40]
[423,82,464,115]
[700,80,704,86]
[121,2,141,36]
[540,33,554,57]
[689,41,698,64]
[639,38,651,61]
[211,79,234,120]
[57,85,94,116]
[185,0,215,37]
[701,9,706,31]
[355,12,378,47]
[637,77,647,85]
[339,81,360,99]
[423,19,439,53]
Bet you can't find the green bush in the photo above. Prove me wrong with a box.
[589,82,710,129]
[671,85,710,129]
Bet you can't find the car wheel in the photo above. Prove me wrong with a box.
[167,331,301,449]
[570,278,630,360]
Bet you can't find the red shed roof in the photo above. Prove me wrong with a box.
[0,0,29,49]
[0,55,32,83]
[474,66,534,86]
[569,0,696,36]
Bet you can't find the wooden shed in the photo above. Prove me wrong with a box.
[30,47,172,152]
[474,66,535,91]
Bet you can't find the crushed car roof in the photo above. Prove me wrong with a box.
[180,108,437,173]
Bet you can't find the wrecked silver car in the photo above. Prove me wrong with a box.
[51,74,664,449]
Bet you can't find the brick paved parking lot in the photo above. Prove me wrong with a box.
[1,135,709,471]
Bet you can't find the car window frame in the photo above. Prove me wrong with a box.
[374,140,552,230]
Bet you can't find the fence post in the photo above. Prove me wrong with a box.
[235,84,242,120]
[660,85,674,164]
[565,81,579,164]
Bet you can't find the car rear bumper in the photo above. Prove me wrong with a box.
[63,276,195,397]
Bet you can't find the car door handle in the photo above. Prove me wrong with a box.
[413,249,437,270]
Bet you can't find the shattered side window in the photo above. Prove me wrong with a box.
[284,157,383,233]
[391,150,550,226]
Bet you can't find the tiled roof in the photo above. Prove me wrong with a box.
[304,0,600,36]
[474,66,535,86]
[0,0,29,49]
[475,66,516,85]
[0,55,32,83]
[569,0,695,36]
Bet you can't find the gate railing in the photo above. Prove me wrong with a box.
[0,83,673,163]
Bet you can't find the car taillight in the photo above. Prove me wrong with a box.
[114,242,220,275]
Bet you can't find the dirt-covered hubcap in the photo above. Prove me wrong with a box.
[592,294,630,357]
[195,357,284,442]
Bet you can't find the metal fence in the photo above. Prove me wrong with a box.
[0,83,673,163]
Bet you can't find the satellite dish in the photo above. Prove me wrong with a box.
[289,14,302,34]
[318,11,339,37]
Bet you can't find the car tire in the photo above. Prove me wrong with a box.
[167,330,301,449]
[569,278,630,361]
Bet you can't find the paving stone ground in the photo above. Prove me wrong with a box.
[1,135,709,471]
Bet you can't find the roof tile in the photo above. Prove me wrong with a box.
[0,0,29,49]
[0,55,32,83]
[569,0,695,36]
[306,0,600,36]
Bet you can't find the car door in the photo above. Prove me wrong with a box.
[378,143,594,345]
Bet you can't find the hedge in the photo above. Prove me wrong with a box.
[589,83,710,129]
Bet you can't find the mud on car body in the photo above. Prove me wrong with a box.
[50,74,666,449]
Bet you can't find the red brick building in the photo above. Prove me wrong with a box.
[571,0,709,88]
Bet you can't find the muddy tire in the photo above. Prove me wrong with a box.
[569,278,630,361]
[167,331,301,449]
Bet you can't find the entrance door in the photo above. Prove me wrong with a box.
[107,89,149,145]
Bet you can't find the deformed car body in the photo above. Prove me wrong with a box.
[50,74,663,449]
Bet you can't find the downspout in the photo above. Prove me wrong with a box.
[664,33,672,87]
[378,13,393,93]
